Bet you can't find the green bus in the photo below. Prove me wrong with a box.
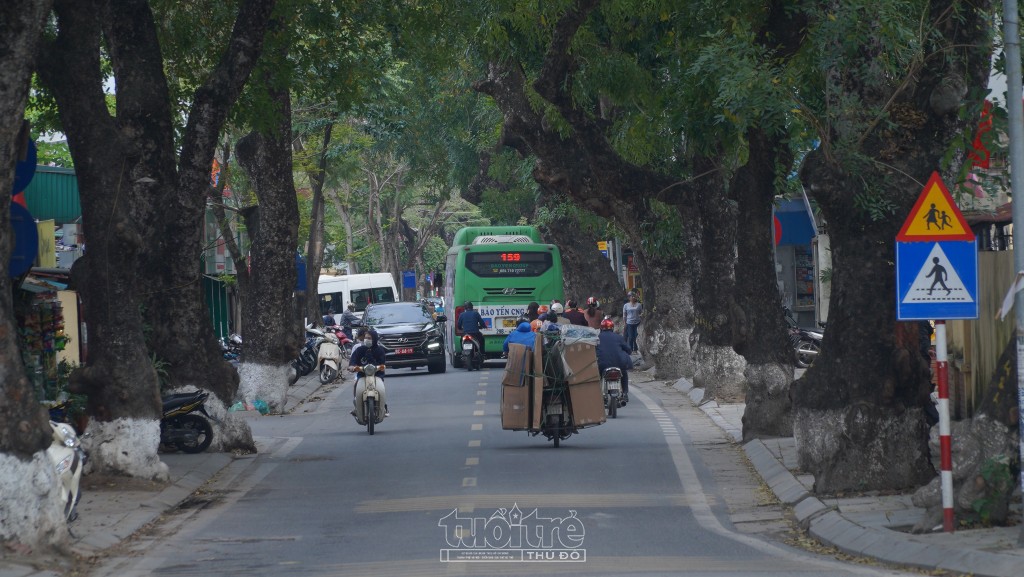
[444,226,564,367]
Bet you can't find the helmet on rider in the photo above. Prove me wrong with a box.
[464,301,474,310]
[600,318,615,331]
[550,303,564,314]
[586,296,598,307]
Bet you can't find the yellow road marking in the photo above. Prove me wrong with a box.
[465,457,479,466]
[468,440,481,447]
[471,423,483,431]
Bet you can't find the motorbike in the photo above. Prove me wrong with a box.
[353,363,387,435]
[601,367,624,419]
[324,325,354,361]
[317,332,343,384]
[292,326,326,378]
[219,333,242,363]
[47,420,87,521]
[461,334,482,371]
[160,390,215,453]
[785,308,824,368]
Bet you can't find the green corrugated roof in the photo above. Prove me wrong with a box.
[22,166,81,225]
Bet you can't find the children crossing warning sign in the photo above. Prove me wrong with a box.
[895,172,977,320]
[896,172,974,241]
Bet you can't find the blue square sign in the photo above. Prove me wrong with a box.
[896,240,978,320]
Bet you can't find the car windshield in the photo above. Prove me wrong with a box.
[363,305,431,326]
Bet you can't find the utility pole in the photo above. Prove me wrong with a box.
[1000,0,1024,547]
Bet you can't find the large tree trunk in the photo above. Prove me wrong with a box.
[302,122,332,324]
[690,156,746,401]
[732,129,796,440]
[911,337,1021,531]
[794,0,994,492]
[0,0,68,550]
[138,0,274,454]
[535,187,621,305]
[38,0,167,480]
[234,80,302,412]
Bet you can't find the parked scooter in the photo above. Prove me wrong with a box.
[47,420,87,521]
[461,334,482,371]
[160,391,215,453]
[292,326,325,378]
[785,308,824,368]
[318,332,343,384]
[353,364,387,435]
[601,367,624,419]
[324,325,354,361]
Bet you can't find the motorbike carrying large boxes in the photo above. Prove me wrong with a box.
[501,343,532,430]
[558,340,605,427]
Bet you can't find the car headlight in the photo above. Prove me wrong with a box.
[427,342,441,350]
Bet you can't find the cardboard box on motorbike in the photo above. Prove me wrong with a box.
[501,342,532,430]
[556,340,604,427]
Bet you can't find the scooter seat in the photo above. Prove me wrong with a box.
[162,391,207,413]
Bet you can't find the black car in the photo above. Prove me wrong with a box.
[362,302,447,373]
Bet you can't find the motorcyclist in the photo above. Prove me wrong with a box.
[584,297,604,329]
[596,318,632,403]
[339,302,361,339]
[530,305,549,332]
[348,329,389,419]
[548,302,571,326]
[562,300,588,326]
[502,321,537,353]
[323,308,336,327]
[457,301,486,355]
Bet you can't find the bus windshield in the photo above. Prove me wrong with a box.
[465,251,552,277]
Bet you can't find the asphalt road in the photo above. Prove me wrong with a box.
[88,361,918,577]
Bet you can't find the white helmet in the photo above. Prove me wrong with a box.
[550,303,564,314]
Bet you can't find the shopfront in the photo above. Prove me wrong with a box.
[774,198,820,328]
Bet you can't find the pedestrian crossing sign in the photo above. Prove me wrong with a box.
[896,240,978,320]
[896,172,974,242]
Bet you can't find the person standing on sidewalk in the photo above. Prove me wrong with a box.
[622,292,642,353]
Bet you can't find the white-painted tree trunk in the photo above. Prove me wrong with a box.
[0,453,68,549]
[237,362,292,413]
[692,343,747,403]
[83,419,168,481]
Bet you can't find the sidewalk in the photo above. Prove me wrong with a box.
[666,375,1024,577]
[0,371,327,577]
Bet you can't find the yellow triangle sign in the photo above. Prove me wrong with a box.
[897,172,974,241]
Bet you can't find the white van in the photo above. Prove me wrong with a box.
[318,273,399,321]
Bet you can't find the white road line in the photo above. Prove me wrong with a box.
[632,387,908,577]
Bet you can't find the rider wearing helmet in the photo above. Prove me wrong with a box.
[457,301,487,358]
[596,317,632,403]
[584,297,604,329]
[547,302,571,327]
[349,329,390,419]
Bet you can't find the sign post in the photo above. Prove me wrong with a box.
[896,171,978,533]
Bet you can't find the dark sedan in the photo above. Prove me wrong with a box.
[361,302,447,373]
